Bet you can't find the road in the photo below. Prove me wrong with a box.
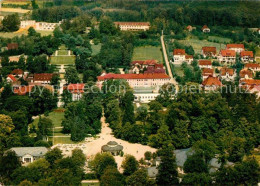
[161,34,179,92]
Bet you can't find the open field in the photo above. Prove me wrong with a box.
[50,56,75,65]
[208,36,232,43]
[91,44,101,55]
[0,30,52,38]
[30,111,65,128]
[0,7,30,13]
[178,38,226,54]
[174,64,184,77]
[49,137,76,145]
[133,46,163,62]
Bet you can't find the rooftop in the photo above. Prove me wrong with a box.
[9,147,48,157]
[240,51,253,57]
[226,44,244,49]
[97,73,170,81]
[173,49,185,55]
[202,76,222,87]
[220,49,236,57]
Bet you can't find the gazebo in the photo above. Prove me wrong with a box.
[101,141,123,156]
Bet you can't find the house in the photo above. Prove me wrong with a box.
[11,69,24,78]
[239,69,254,80]
[218,49,236,65]
[131,60,162,74]
[20,20,36,28]
[202,76,222,91]
[185,55,194,64]
[240,79,260,98]
[7,43,19,50]
[199,60,212,69]
[66,83,85,101]
[244,63,260,72]
[220,68,236,81]
[35,22,61,31]
[7,147,48,164]
[173,49,186,64]
[202,68,214,80]
[7,74,17,83]
[226,44,244,53]
[33,73,54,84]
[240,51,254,63]
[114,22,150,31]
[202,25,210,33]
[186,25,196,32]
[202,47,217,58]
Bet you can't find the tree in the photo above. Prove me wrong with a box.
[100,166,125,186]
[183,154,208,173]
[156,146,179,185]
[126,169,151,186]
[99,18,118,35]
[37,117,53,141]
[136,106,148,125]
[61,89,72,107]
[64,67,80,84]
[148,100,163,113]
[50,75,60,86]
[182,173,212,185]
[144,151,152,161]
[0,115,15,151]
[120,90,135,125]
[2,13,20,32]
[71,148,86,167]
[121,155,139,176]
[156,83,175,107]
[148,125,172,148]
[45,147,63,166]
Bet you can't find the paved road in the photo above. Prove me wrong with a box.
[160,35,179,92]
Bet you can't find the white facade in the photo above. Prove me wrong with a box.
[221,72,236,81]
[72,93,83,101]
[173,55,185,64]
[228,47,244,53]
[241,56,254,63]
[35,22,60,31]
[218,56,236,65]
[20,20,36,28]
[134,92,160,103]
[115,22,150,31]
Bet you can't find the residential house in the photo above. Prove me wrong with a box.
[218,49,236,65]
[131,60,164,74]
[114,22,150,31]
[239,69,254,80]
[11,69,24,78]
[173,49,186,64]
[199,60,212,69]
[202,76,222,91]
[240,79,260,98]
[226,44,244,53]
[66,83,85,101]
[20,20,36,28]
[186,25,196,32]
[6,74,17,84]
[202,47,217,58]
[220,68,236,81]
[7,43,19,50]
[185,55,194,64]
[240,51,254,63]
[32,73,54,84]
[202,68,214,80]
[35,22,61,31]
[244,63,260,73]
[202,25,210,33]
[8,147,48,164]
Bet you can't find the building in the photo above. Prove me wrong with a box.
[244,63,260,72]
[7,43,19,50]
[36,22,61,31]
[130,60,165,74]
[114,22,150,31]
[7,74,17,83]
[226,44,244,53]
[101,141,123,156]
[202,25,210,33]
[240,51,254,63]
[239,69,253,80]
[202,68,214,80]
[8,147,48,164]
[185,55,194,64]
[173,49,186,64]
[202,47,217,58]
[240,79,260,98]
[201,76,222,91]
[11,69,24,78]
[66,83,85,101]
[20,20,36,28]
[199,60,212,69]
[220,68,236,81]
[218,49,236,65]
[186,25,196,32]
[33,73,54,84]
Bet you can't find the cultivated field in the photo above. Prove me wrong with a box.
[133,46,163,62]
[0,7,30,13]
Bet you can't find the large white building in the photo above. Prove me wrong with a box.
[20,20,61,31]
[114,22,150,31]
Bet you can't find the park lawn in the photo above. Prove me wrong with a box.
[91,44,102,55]
[30,111,65,128]
[208,36,232,43]
[178,38,226,54]
[255,47,260,56]
[50,56,75,65]
[58,50,69,55]
[174,64,184,77]
[133,46,163,62]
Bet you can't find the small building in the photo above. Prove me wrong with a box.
[66,83,85,101]
[199,60,212,69]
[11,69,24,78]
[201,76,222,91]
[218,49,236,65]
[8,147,48,164]
[202,25,210,33]
[33,73,54,84]
[101,141,123,156]
[240,79,260,98]
[114,22,150,31]
[7,74,17,83]
[186,25,196,32]
[35,22,61,31]
[226,44,244,53]
[240,51,254,63]
[244,63,260,72]
[220,68,236,81]
[185,55,194,64]
[202,47,217,58]
[202,68,214,80]
[20,20,36,28]
[173,49,186,64]
[7,43,19,50]
[239,69,254,80]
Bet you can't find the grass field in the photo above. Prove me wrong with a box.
[178,38,226,54]
[208,36,232,43]
[50,56,75,65]
[133,46,163,62]
[174,64,184,77]
[0,30,52,38]
[91,44,101,56]
[58,50,69,55]
[30,111,65,128]
[0,7,30,13]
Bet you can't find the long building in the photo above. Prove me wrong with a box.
[114,22,150,31]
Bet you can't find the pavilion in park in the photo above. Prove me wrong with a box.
[101,141,123,156]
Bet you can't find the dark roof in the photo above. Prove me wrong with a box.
[101,141,123,152]
[107,141,118,146]
[9,147,48,157]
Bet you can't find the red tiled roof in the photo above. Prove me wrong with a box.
[202,76,222,87]
[245,63,260,68]
[239,69,253,78]
[34,73,53,81]
[199,60,212,66]
[202,47,216,54]
[240,51,253,57]
[202,25,209,30]
[202,68,214,76]
[131,60,157,66]
[7,74,17,82]
[11,69,23,75]
[173,49,185,55]
[154,64,164,68]
[97,73,170,81]
[240,79,260,86]
[67,83,85,93]
[220,68,234,76]
[220,49,236,57]
[114,22,150,26]
[226,44,244,49]
[7,43,18,50]
[185,55,193,59]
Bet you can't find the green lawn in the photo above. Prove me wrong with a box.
[81,181,100,186]
[50,56,75,65]
[58,50,69,55]
[256,47,260,56]
[174,64,184,77]
[133,46,163,62]
[208,36,232,43]
[178,38,226,54]
[30,111,65,128]
[91,44,102,56]
[0,30,52,38]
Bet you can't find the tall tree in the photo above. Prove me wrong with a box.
[121,155,139,176]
